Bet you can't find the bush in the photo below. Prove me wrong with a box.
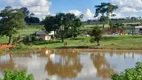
[112,62,142,80]
[0,69,34,80]
[90,26,103,46]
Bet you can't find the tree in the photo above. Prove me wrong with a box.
[95,3,118,28]
[112,62,142,80]
[99,16,109,28]
[0,6,26,44]
[20,7,30,16]
[57,13,83,42]
[43,15,58,38]
[71,18,82,37]
[43,13,82,42]
[20,7,40,24]
[90,26,103,46]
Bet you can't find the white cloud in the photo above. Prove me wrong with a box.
[85,9,94,19]
[68,9,95,21]
[82,9,95,21]
[0,0,52,20]
[19,0,52,19]
[111,0,142,18]
[111,0,142,8]
[69,10,82,16]
[120,7,141,13]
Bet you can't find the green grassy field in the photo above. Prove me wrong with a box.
[28,35,142,50]
[81,24,109,31]
[0,25,43,43]
[1,24,142,50]
[16,25,44,36]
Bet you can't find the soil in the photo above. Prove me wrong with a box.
[0,43,13,50]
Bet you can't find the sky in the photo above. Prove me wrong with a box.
[0,0,142,20]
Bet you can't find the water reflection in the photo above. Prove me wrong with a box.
[0,50,142,80]
[91,53,115,79]
[45,49,82,78]
[0,54,24,71]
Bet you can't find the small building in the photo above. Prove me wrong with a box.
[135,26,142,34]
[35,31,54,40]
[123,22,141,27]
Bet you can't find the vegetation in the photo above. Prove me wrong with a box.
[90,26,103,46]
[0,69,34,80]
[20,7,40,24]
[43,13,83,42]
[0,6,26,44]
[0,3,141,51]
[95,2,118,28]
[15,35,142,50]
[112,62,142,80]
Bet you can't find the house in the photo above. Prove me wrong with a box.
[122,22,142,35]
[35,31,55,40]
[123,22,141,27]
[134,26,142,34]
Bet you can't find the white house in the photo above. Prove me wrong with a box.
[35,31,55,40]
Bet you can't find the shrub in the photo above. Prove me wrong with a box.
[0,69,34,80]
[89,26,103,46]
[112,62,142,80]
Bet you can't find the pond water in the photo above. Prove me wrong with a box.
[0,49,142,80]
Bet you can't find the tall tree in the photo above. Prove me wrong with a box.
[43,15,58,38]
[95,2,118,28]
[20,7,30,16]
[43,13,83,42]
[0,6,26,44]
[20,7,40,24]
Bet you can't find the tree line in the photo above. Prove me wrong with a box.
[0,2,119,46]
[0,6,83,44]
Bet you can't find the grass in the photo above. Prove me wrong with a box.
[27,35,142,50]
[1,24,142,50]
[16,25,43,37]
[0,25,43,44]
[101,36,142,49]
[0,36,8,43]
[82,24,109,30]
[1,35,142,50]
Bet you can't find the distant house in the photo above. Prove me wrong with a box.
[35,31,55,40]
[123,22,141,27]
[123,22,142,34]
[135,26,142,34]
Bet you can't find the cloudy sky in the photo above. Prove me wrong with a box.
[0,0,142,20]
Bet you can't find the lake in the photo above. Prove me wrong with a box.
[0,49,142,80]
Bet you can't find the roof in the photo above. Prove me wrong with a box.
[35,31,55,35]
[36,31,48,35]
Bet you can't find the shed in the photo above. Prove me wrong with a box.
[135,26,142,34]
[35,31,53,40]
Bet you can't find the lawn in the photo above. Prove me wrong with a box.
[30,35,142,50]
[16,25,44,36]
